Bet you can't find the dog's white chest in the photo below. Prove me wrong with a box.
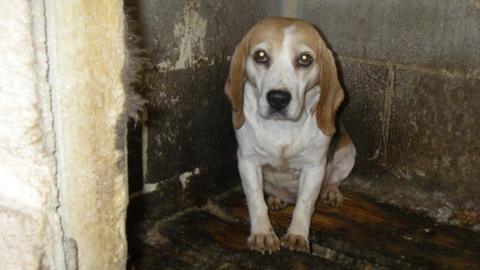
[237,118,329,169]
[257,134,302,168]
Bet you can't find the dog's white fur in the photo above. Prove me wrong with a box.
[225,17,356,253]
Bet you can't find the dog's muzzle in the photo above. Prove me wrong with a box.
[267,90,291,111]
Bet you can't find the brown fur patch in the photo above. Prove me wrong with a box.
[224,38,247,129]
[315,47,345,136]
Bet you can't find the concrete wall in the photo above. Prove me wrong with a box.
[126,0,285,218]
[296,0,480,227]
[129,0,479,228]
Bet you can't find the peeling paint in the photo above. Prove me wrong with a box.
[152,1,207,71]
[143,183,159,193]
[179,171,193,189]
[172,1,207,70]
[128,182,160,200]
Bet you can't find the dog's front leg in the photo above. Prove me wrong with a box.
[281,161,326,252]
[238,157,280,254]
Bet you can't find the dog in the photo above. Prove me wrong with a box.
[224,17,356,254]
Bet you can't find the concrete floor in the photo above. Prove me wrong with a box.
[127,187,480,270]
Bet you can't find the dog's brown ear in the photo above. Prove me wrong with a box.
[315,45,345,136]
[224,37,248,129]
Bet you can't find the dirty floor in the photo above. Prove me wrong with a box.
[127,188,480,270]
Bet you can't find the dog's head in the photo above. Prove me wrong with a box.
[224,17,344,136]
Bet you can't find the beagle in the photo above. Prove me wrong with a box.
[224,17,356,253]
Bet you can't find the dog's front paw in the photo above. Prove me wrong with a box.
[321,184,343,207]
[280,233,310,252]
[247,233,280,254]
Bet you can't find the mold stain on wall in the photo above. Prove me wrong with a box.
[156,0,208,71]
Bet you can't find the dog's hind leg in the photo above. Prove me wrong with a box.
[266,195,290,210]
[321,131,356,207]
[264,180,295,210]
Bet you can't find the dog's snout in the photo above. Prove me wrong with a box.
[267,90,291,111]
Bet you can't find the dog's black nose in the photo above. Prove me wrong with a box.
[267,90,291,111]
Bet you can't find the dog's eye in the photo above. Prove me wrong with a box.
[253,50,269,64]
[297,53,313,67]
